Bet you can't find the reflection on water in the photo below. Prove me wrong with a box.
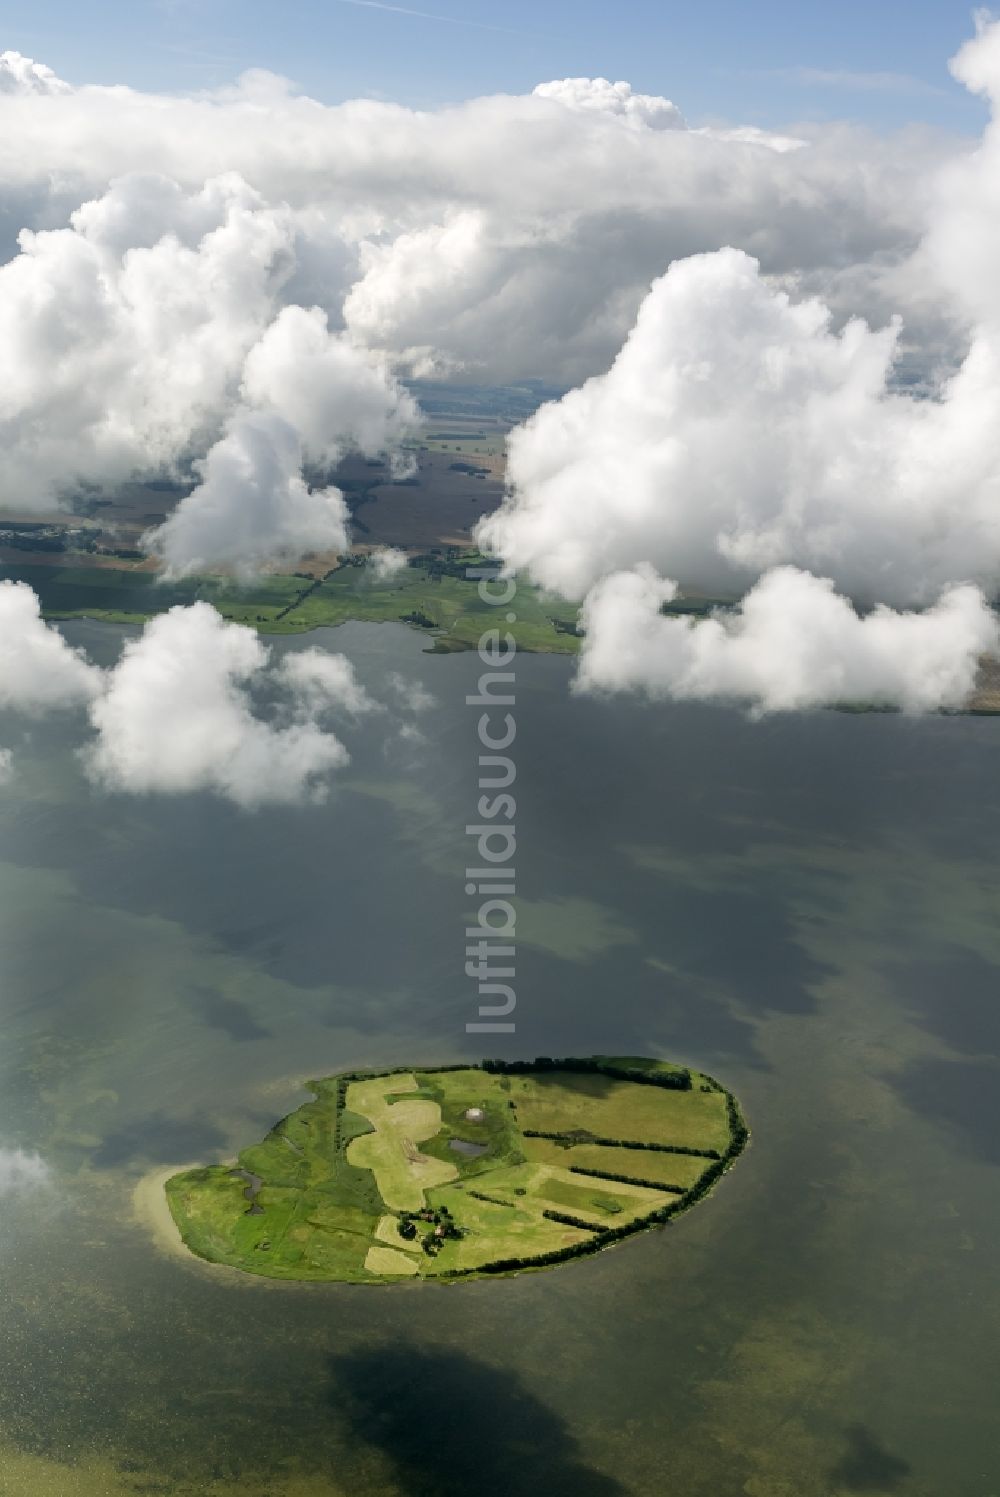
[0,621,999,1494]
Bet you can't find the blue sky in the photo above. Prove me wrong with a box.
[5,0,991,132]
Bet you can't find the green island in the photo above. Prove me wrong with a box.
[164,1056,749,1282]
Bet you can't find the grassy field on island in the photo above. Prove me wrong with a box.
[164,1057,748,1284]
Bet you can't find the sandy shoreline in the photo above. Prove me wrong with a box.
[131,1163,200,1264]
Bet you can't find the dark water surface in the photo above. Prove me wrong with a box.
[0,620,998,1495]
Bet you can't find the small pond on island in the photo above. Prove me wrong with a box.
[448,1138,489,1157]
[230,1166,264,1213]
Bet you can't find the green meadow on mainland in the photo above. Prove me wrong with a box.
[0,554,585,654]
[164,1057,748,1283]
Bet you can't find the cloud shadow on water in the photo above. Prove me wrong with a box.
[93,1113,229,1168]
[883,948,1000,1058]
[886,1056,1000,1166]
[650,886,830,1018]
[189,985,273,1042]
[829,1424,912,1491]
[326,1345,628,1497]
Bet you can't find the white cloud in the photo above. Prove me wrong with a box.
[369,546,409,579]
[0,1147,51,1193]
[476,19,1000,711]
[918,15,1000,333]
[0,173,301,510]
[483,247,943,603]
[0,23,992,607]
[0,579,103,711]
[0,52,945,391]
[143,304,417,576]
[0,580,428,802]
[386,670,435,712]
[84,603,351,805]
[240,303,418,465]
[0,169,415,571]
[532,78,685,131]
[143,411,350,578]
[691,125,807,154]
[278,647,377,716]
[577,566,997,712]
[0,50,69,97]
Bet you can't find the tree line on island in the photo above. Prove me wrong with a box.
[522,1128,721,1159]
[480,1056,694,1089]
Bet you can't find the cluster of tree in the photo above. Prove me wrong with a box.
[397,1203,464,1256]
[481,1056,692,1091]
[399,609,437,628]
[448,461,490,478]
[408,548,469,580]
[541,1208,604,1233]
[522,1128,720,1160]
[467,1188,515,1208]
[0,530,67,552]
[331,1077,349,1153]
[567,1165,686,1193]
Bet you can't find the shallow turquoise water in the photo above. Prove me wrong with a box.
[0,620,998,1495]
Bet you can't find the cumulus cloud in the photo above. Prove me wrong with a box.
[0,169,417,571]
[918,15,1000,332]
[0,50,947,389]
[277,647,377,717]
[532,78,685,130]
[385,670,435,713]
[691,124,807,154]
[143,412,351,578]
[241,304,418,465]
[368,546,409,579]
[143,301,417,575]
[481,245,1000,605]
[577,566,997,712]
[0,173,301,509]
[0,1146,51,1193]
[84,603,351,805]
[0,579,103,711]
[0,23,993,670]
[0,50,69,97]
[477,19,1000,711]
[0,577,429,801]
